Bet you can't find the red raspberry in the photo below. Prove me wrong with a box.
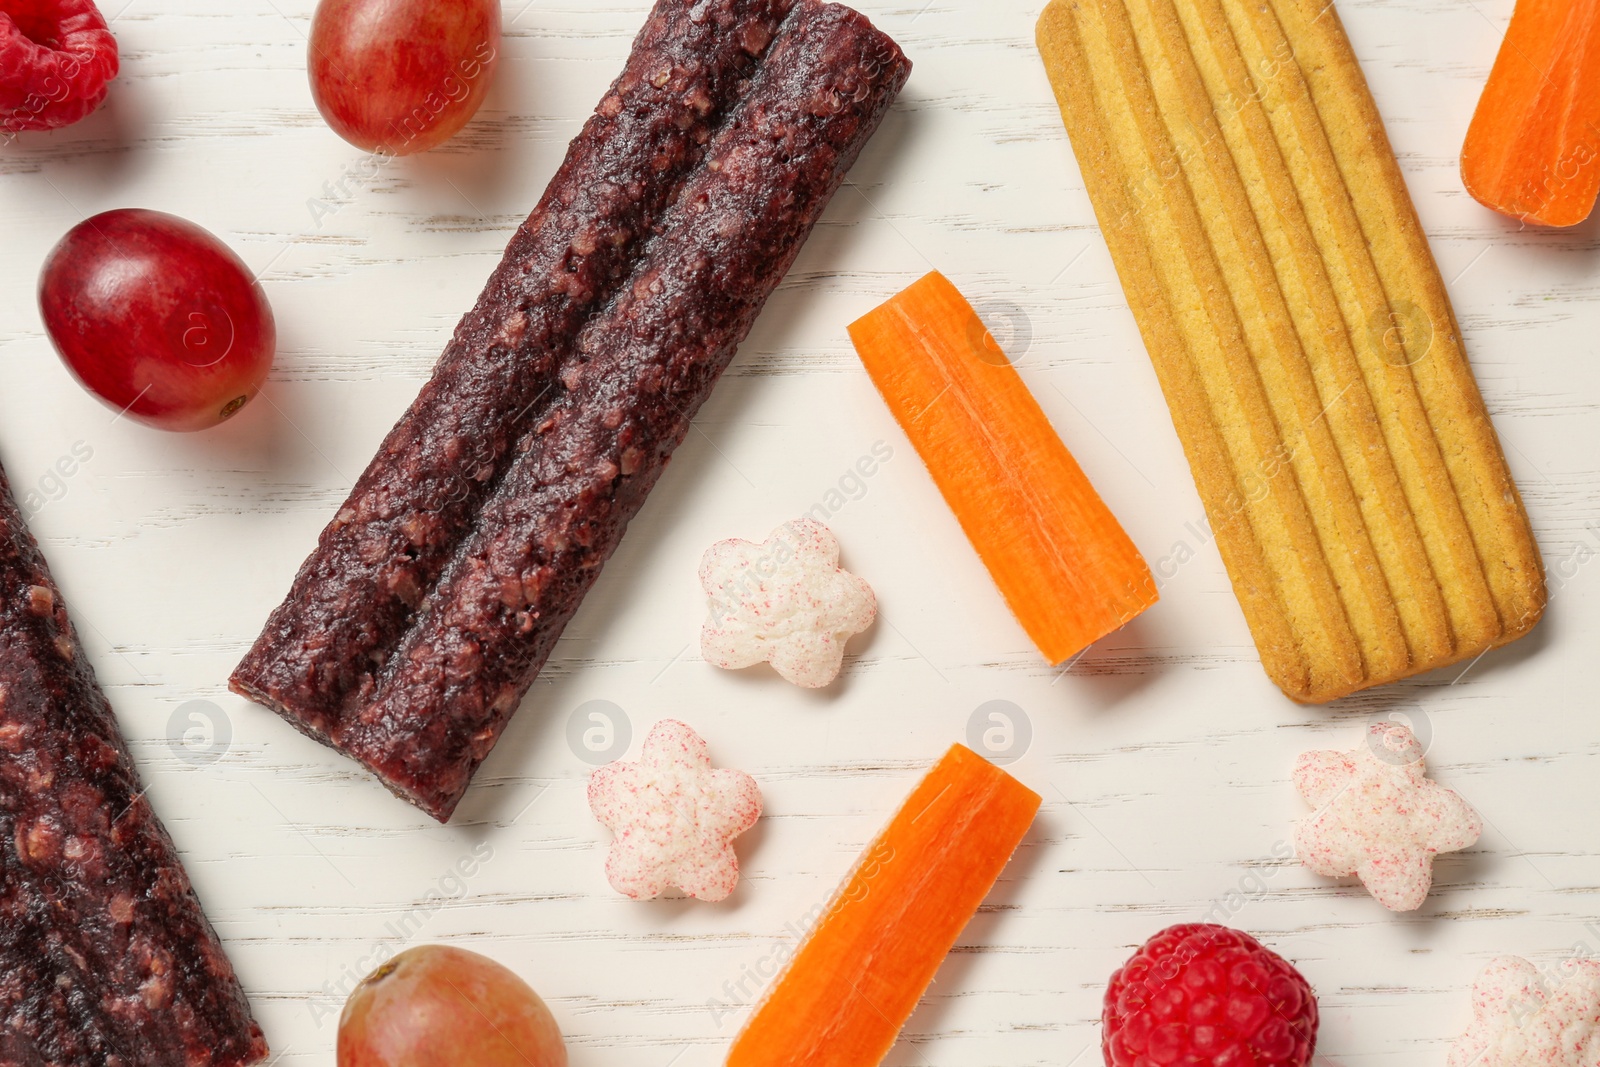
[1103,924,1319,1067]
[0,0,118,135]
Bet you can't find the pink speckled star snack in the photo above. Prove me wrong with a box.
[1293,721,1481,911]
[699,519,876,689]
[588,719,762,903]
[1449,956,1600,1067]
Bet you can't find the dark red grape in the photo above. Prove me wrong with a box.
[38,209,276,432]
[308,0,501,156]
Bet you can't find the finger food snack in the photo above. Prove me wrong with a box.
[0,463,267,1066]
[338,945,569,1067]
[235,0,800,750]
[1448,956,1600,1067]
[0,0,117,135]
[1036,0,1546,701]
[849,272,1157,665]
[725,744,1039,1066]
[1461,0,1600,227]
[700,519,876,688]
[588,719,762,902]
[233,0,911,821]
[1293,721,1481,911]
[1103,924,1318,1067]
[308,0,501,156]
[39,209,277,432]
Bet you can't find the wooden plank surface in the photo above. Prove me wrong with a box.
[1,0,1596,1063]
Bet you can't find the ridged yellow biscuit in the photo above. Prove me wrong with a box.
[1036,0,1545,702]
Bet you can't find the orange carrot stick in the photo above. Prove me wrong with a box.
[848,271,1157,664]
[725,745,1041,1067]
[1462,0,1600,226]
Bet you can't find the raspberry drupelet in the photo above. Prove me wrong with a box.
[1103,923,1319,1067]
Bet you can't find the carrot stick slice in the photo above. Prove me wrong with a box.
[848,271,1157,664]
[1462,0,1600,226]
[724,744,1041,1067]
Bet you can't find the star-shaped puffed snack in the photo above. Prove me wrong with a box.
[1448,956,1600,1067]
[1292,721,1481,911]
[587,719,762,902]
[699,519,876,689]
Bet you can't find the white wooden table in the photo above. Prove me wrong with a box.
[2,0,1596,1063]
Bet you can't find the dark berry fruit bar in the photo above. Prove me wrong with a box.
[232,0,798,745]
[233,0,910,821]
[0,462,267,1066]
